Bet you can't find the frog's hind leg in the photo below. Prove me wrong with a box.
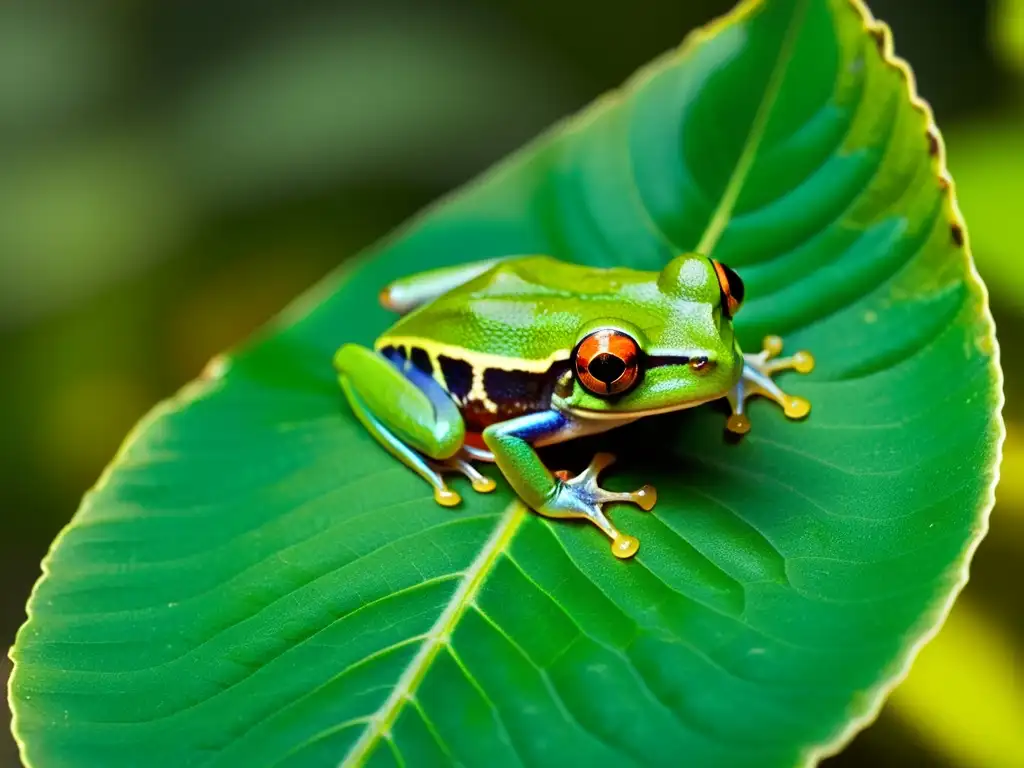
[378,258,503,314]
[336,343,493,506]
[341,381,460,506]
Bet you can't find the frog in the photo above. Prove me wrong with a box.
[334,253,813,559]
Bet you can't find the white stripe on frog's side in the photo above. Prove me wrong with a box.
[468,366,498,414]
[374,335,571,374]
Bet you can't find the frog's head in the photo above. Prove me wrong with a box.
[553,253,746,419]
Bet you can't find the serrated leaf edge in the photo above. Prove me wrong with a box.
[799,0,1005,764]
[7,1,1005,766]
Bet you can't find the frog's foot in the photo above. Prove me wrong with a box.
[427,453,497,506]
[546,452,656,560]
[727,335,814,435]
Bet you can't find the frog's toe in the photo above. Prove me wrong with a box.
[593,483,657,511]
[611,534,640,559]
[791,351,815,374]
[729,335,814,432]
[726,411,751,435]
[433,486,461,507]
[430,454,496,495]
[754,335,815,377]
[762,334,784,357]
[471,476,497,493]
[783,395,811,420]
[539,453,658,559]
[633,484,657,511]
[569,500,640,560]
[567,453,655,511]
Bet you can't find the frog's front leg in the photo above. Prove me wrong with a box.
[335,344,496,505]
[726,335,815,434]
[482,412,656,559]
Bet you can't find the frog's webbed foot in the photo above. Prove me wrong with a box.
[426,452,497,507]
[546,452,656,560]
[727,335,814,435]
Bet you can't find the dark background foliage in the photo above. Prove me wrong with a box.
[2,1,1021,765]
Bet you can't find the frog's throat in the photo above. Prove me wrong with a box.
[554,392,725,421]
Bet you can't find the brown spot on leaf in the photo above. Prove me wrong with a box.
[869,26,886,53]
[927,130,939,157]
[951,224,964,247]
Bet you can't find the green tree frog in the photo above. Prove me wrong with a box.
[335,253,813,559]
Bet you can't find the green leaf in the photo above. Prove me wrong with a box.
[9,0,1002,766]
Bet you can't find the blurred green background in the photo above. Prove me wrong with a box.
[1,1,1021,766]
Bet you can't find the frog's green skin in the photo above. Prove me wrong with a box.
[335,253,813,559]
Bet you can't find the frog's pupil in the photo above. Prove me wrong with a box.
[589,353,626,384]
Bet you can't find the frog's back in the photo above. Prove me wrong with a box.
[379,256,663,360]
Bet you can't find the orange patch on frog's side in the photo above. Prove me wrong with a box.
[460,398,540,435]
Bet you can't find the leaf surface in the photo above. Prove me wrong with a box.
[10,1,1002,766]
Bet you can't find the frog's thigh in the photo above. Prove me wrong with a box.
[335,344,464,460]
[339,380,463,507]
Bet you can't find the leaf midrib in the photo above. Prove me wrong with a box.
[336,4,811,764]
[339,502,528,767]
[695,0,809,257]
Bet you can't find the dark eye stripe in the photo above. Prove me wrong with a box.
[644,355,691,369]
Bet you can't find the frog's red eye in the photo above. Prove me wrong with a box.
[574,329,640,396]
[712,259,745,318]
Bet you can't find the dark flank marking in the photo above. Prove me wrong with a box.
[439,355,472,400]
[938,176,950,192]
[379,345,404,366]
[409,347,433,376]
[951,223,964,247]
[483,368,548,409]
[462,364,564,435]
[927,130,939,157]
[462,395,551,434]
